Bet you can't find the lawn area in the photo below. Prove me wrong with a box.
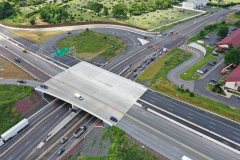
[11,30,66,44]
[207,83,225,95]
[79,126,159,160]
[227,12,239,21]
[0,56,35,80]
[179,44,217,81]
[136,48,192,82]
[58,30,125,61]
[0,85,34,135]
[138,48,240,122]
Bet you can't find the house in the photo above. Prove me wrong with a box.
[216,28,240,51]
[224,65,240,92]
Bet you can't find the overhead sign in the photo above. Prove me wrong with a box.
[56,47,69,57]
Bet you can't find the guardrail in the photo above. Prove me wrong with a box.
[0,21,147,31]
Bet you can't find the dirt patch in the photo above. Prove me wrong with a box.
[36,17,49,25]
[0,56,35,80]
[15,91,42,115]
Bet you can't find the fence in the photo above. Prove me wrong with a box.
[0,21,147,31]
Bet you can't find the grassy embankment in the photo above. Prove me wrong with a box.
[0,85,34,135]
[227,12,239,21]
[179,44,217,81]
[11,30,66,44]
[58,30,126,61]
[77,126,159,160]
[137,48,240,122]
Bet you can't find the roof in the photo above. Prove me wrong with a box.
[225,65,240,82]
[216,28,240,48]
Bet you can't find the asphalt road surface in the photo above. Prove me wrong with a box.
[0,101,70,160]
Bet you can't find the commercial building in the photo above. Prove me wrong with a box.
[216,28,240,51]
[224,65,240,92]
[182,0,207,9]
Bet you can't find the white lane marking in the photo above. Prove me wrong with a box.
[42,127,45,130]
[26,141,30,145]
[55,115,59,118]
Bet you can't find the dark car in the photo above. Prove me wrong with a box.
[133,73,138,77]
[57,149,65,156]
[61,137,68,144]
[211,52,218,56]
[201,68,208,73]
[151,57,155,61]
[133,68,137,72]
[232,28,237,31]
[110,116,118,122]
[210,79,218,83]
[211,12,214,14]
[216,38,221,41]
[143,60,147,63]
[67,32,71,34]
[17,79,26,83]
[14,57,20,63]
[163,33,167,36]
[146,61,150,65]
[208,60,217,66]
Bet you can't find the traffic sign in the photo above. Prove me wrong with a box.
[38,38,40,40]
[56,47,69,57]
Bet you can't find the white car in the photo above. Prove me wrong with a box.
[205,36,209,39]
[197,70,204,74]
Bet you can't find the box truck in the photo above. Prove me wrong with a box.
[73,126,86,138]
[1,118,29,142]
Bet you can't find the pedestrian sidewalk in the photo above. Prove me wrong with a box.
[221,86,233,98]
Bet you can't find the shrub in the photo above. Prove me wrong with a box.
[186,89,190,93]
[86,28,89,31]
[190,92,194,97]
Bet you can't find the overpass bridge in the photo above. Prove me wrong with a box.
[36,61,147,126]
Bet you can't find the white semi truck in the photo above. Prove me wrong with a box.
[0,118,29,146]
[73,126,86,138]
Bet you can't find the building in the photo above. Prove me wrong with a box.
[182,0,207,9]
[224,65,240,92]
[216,28,240,51]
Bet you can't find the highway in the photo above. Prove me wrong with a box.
[0,101,70,160]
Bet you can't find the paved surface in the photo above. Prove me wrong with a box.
[117,105,240,160]
[0,100,67,160]
[0,79,42,88]
[139,90,240,149]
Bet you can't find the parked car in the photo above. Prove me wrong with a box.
[110,116,118,122]
[232,28,237,31]
[133,68,137,72]
[17,79,26,83]
[60,137,68,144]
[163,33,167,36]
[211,52,218,56]
[205,36,209,39]
[40,84,48,89]
[208,60,217,66]
[210,79,218,84]
[209,42,216,46]
[57,149,65,156]
[216,38,221,41]
[14,57,20,63]
[197,68,208,74]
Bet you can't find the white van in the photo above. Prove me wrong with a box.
[75,93,83,100]
[181,155,191,160]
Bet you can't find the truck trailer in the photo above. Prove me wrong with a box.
[1,118,29,142]
[73,126,86,138]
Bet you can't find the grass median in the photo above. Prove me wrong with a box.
[137,48,240,122]
[11,30,66,44]
[179,44,217,81]
[227,12,239,21]
[0,85,34,135]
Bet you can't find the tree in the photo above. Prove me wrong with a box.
[40,5,69,23]
[112,4,128,18]
[227,43,233,51]
[235,44,240,50]
[222,20,225,25]
[87,1,95,12]
[155,0,163,9]
[199,30,205,37]
[224,48,240,66]
[234,20,240,28]
[129,2,141,15]
[30,17,35,25]
[54,0,57,3]
[93,2,103,15]
[140,0,148,12]
[217,26,228,38]
[147,0,156,10]
[0,2,15,20]
[103,6,109,16]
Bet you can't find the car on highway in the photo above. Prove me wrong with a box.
[57,148,65,156]
[133,68,137,72]
[151,57,155,61]
[146,61,150,65]
[208,60,217,66]
[210,79,218,84]
[153,52,157,56]
[197,68,208,74]
[40,84,48,89]
[110,116,118,122]
[4,45,7,48]
[163,33,167,36]
[133,73,138,77]
[17,79,26,83]
[60,137,68,144]
[138,65,141,68]
[14,57,20,63]
[143,60,147,63]
[205,36,209,39]
[68,32,71,34]
[211,52,218,56]
[140,66,145,70]
[148,56,152,59]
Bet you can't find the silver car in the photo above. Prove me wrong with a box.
[60,137,68,144]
